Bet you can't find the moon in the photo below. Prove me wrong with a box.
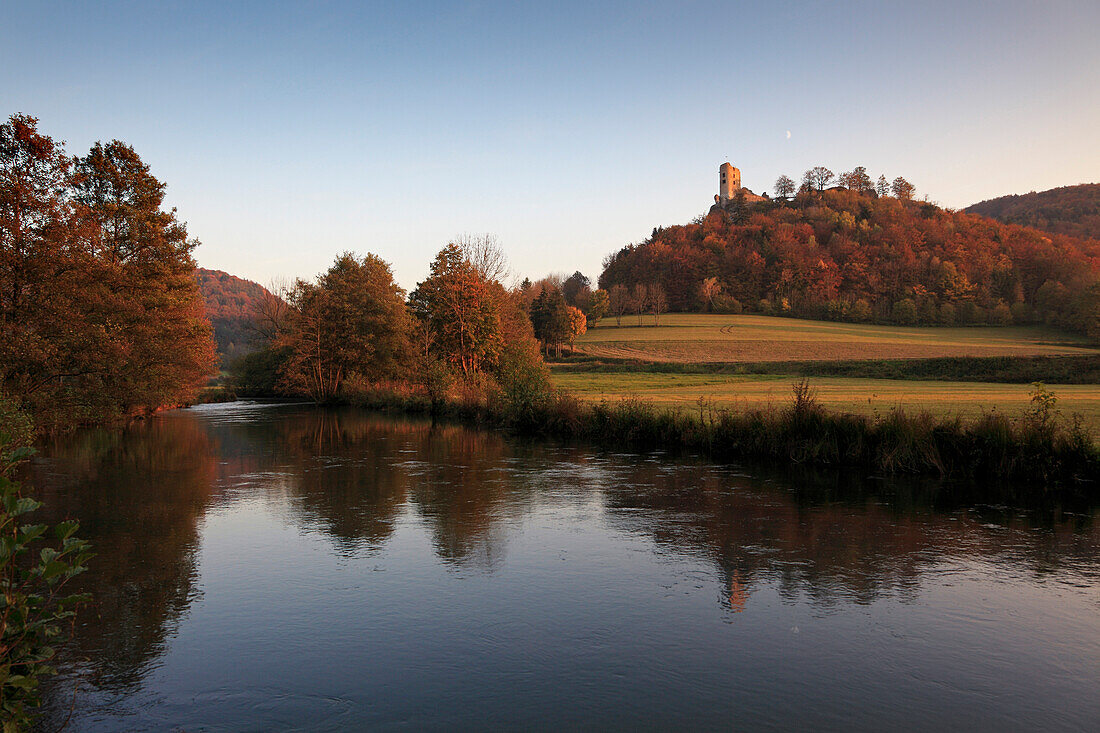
[785,130,791,140]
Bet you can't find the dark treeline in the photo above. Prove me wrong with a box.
[966,183,1100,242]
[599,175,1100,336]
[554,354,1100,385]
[1,114,215,433]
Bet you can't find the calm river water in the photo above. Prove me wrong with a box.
[28,402,1100,731]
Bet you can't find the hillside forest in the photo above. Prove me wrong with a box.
[965,183,1100,242]
[599,180,1100,335]
[196,268,273,358]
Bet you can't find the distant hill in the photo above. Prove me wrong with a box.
[965,183,1100,241]
[599,187,1100,336]
[195,268,273,360]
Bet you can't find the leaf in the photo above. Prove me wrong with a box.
[54,520,79,540]
[18,524,46,544]
[12,497,42,517]
[40,560,69,581]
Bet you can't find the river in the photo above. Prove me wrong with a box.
[28,401,1100,730]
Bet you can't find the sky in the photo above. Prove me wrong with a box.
[4,0,1099,291]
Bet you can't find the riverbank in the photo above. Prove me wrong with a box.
[336,380,1099,486]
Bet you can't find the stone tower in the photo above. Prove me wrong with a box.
[718,162,741,203]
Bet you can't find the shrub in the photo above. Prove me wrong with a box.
[991,300,1014,325]
[892,298,919,325]
[938,302,957,325]
[712,294,742,314]
[0,394,33,450]
[850,299,873,322]
[1010,302,1034,324]
[1,442,92,727]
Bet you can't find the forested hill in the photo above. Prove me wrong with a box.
[598,187,1100,336]
[965,183,1100,241]
[195,268,272,358]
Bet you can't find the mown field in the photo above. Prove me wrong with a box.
[551,370,1100,434]
[576,313,1098,363]
[557,314,1100,435]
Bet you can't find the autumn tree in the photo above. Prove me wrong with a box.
[803,166,835,191]
[609,283,630,326]
[632,283,649,325]
[650,283,668,325]
[891,176,915,200]
[774,174,795,200]
[279,252,409,400]
[530,286,571,355]
[839,166,872,193]
[1,115,215,428]
[0,114,93,425]
[409,243,503,377]
[565,306,587,354]
[75,140,216,413]
[699,277,722,311]
[586,288,609,325]
[242,277,291,343]
[562,271,591,306]
[876,175,890,197]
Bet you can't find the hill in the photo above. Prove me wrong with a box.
[965,183,1100,241]
[599,187,1100,336]
[194,268,272,359]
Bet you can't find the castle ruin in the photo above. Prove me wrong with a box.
[718,162,741,204]
[711,162,766,213]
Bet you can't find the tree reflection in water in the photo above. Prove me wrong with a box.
[31,418,218,695]
[28,403,1100,727]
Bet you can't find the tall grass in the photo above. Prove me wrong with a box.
[347,378,1098,484]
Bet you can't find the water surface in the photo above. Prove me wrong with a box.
[31,402,1100,730]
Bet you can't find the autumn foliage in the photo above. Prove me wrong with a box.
[1,115,216,431]
[599,186,1100,335]
[965,183,1100,242]
[195,268,275,358]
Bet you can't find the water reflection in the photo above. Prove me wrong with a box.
[29,402,1100,730]
[33,419,217,694]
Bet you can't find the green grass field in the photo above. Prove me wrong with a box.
[578,313,1098,363]
[557,314,1100,435]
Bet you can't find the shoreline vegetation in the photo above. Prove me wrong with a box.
[211,379,1099,486]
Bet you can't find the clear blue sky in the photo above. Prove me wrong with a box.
[5,0,1098,291]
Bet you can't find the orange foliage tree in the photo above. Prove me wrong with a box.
[1,115,215,429]
[280,252,410,401]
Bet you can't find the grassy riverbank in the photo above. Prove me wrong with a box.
[550,371,1100,436]
[342,380,1099,485]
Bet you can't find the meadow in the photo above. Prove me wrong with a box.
[559,314,1100,434]
[577,313,1098,362]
